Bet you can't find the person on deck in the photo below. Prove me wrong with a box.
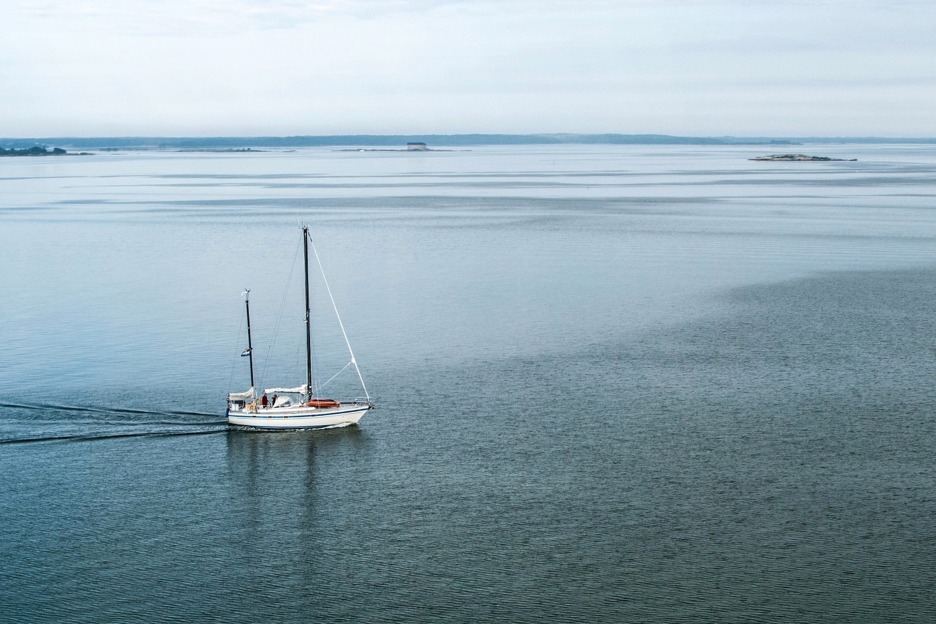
[261,394,268,408]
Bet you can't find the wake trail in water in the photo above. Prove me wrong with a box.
[0,401,220,419]
[0,401,230,445]
[0,428,228,445]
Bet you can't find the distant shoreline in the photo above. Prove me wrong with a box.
[0,146,68,157]
[3,133,936,152]
[0,146,95,157]
[750,154,858,162]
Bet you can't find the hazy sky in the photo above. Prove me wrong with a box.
[3,0,935,137]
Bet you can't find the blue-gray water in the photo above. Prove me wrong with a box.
[2,144,935,622]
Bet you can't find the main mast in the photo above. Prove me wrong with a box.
[303,226,313,400]
[245,290,255,390]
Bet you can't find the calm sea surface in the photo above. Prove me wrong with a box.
[1,144,935,622]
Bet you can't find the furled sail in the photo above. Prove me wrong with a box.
[262,384,308,395]
[227,387,255,400]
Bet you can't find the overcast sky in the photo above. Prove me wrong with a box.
[3,0,935,137]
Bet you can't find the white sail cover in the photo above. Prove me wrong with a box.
[263,384,308,395]
[228,387,255,400]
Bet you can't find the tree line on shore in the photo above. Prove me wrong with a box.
[0,146,67,157]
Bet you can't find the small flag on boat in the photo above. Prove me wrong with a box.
[241,348,252,357]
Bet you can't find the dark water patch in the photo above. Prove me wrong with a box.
[108,194,725,209]
[36,195,728,223]
[713,174,936,187]
[383,265,936,622]
[153,173,331,180]
[0,204,63,214]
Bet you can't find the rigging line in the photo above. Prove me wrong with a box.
[292,339,308,393]
[317,360,354,392]
[227,298,248,393]
[260,235,302,391]
[308,233,371,402]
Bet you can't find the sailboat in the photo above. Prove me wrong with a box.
[226,226,373,429]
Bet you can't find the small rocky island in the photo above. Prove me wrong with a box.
[751,153,856,162]
[0,146,68,157]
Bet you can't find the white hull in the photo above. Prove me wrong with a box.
[227,403,371,429]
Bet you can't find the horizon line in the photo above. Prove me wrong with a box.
[3,133,936,148]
